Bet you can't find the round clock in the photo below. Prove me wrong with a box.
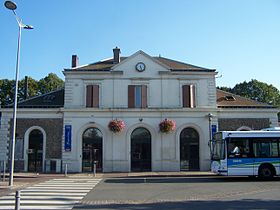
[135,62,146,72]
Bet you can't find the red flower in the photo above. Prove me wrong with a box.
[159,119,176,133]
[108,119,125,133]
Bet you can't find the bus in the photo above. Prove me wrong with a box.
[210,130,280,178]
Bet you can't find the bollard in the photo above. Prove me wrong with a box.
[93,161,96,177]
[15,190,20,210]
[65,163,68,177]
[3,161,5,182]
[3,160,6,182]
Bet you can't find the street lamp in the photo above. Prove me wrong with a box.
[4,0,33,187]
[208,113,213,141]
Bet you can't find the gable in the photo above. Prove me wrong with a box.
[112,50,170,77]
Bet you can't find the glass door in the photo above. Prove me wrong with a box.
[131,127,151,172]
[82,128,102,172]
[28,129,43,172]
[180,127,199,171]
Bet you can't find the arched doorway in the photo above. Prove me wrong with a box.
[180,127,199,171]
[82,127,103,172]
[131,127,151,172]
[28,129,43,172]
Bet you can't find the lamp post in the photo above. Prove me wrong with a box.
[4,0,33,187]
[208,113,213,141]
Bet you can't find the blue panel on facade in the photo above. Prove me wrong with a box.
[64,125,72,152]
[212,124,217,136]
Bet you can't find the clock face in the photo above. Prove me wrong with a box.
[135,62,146,72]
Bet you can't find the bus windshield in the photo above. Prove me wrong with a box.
[210,132,225,160]
[210,140,225,160]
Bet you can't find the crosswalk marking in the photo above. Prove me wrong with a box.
[0,177,101,210]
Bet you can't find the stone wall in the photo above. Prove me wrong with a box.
[9,118,63,159]
[218,118,270,131]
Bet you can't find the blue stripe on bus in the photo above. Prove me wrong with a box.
[228,158,280,168]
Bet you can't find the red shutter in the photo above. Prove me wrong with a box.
[92,85,99,108]
[190,85,196,108]
[128,85,135,108]
[141,85,147,108]
[182,85,190,107]
[86,85,93,107]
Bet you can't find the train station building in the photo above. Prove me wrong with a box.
[0,48,278,173]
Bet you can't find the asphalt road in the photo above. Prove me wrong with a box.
[73,176,280,210]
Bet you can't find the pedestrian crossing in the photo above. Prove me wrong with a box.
[0,177,101,210]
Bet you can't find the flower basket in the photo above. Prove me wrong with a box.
[159,118,176,133]
[108,119,125,133]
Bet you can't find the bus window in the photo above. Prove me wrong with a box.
[227,138,250,158]
[253,139,279,158]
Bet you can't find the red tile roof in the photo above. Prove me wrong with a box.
[66,56,215,72]
[217,89,274,108]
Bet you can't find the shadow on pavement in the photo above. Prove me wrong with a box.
[104,176,280,184]
[74,199,280,210]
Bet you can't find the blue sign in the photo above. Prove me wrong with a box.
[64,125,72,152]
[211,125,217,137]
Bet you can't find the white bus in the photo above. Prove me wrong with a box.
[210,130,280,178]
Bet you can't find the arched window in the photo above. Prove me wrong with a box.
[82,128,103,172]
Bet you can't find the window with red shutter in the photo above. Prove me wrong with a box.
[141,85,147,108]
[128,85,147,108]
[182,84,196,108]
[128,85,135,108]
[86,85,99,108]
[92,85,99,108]
[86,85,93,107]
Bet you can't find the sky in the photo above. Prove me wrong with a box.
[1,0,280,90]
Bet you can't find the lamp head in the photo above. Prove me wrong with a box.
[24,25,34,30]
[208,113,213,121]
[4,1,17,10]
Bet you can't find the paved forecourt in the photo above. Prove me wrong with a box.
[0,177,101,210]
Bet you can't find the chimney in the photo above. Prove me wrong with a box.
[113,47,121,64]
[24,76,28,100]
[72,55,79,68]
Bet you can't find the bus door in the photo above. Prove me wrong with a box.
[227,138,254,176]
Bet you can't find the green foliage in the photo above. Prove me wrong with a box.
[0,73,64,106]
[38,73,64,95]
[218,79,280,120]
[219,79,280,106]
[0,79,15,106]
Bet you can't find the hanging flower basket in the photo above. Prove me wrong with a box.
[108,119,126,133]
[159,118,176,133]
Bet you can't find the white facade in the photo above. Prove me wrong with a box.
[62,51,217,172]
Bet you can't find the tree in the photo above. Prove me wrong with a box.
[38,73,64,95]
[18,77,39,101]
[218,79,280,120]
[0,79,15,106]
[0,73,64,106]
[230,80,280,106]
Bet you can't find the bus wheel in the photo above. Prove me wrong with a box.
[258,165,274,179]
